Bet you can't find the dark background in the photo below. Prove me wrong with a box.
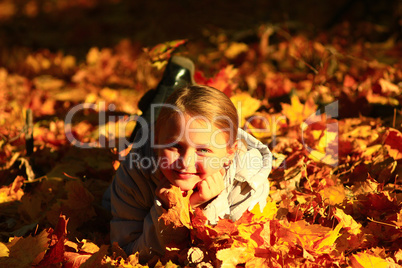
[0,0,400,60]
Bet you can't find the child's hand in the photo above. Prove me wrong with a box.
[155,177,173,210]
[189,168,226,208]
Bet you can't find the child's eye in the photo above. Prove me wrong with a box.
[197,148,211,154]
[168,143,181,150]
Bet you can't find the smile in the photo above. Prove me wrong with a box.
[174,170,199,179]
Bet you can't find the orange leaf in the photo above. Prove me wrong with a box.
[334,208,362,235]
[319,184,346,206]
[281,220,342,254]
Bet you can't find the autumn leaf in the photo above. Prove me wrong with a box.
[280,220,342,254]
[249,200,278,222]
[145,39,187,69]
[216,247,252,268]
[350,252,391,268]
[319,184,346,206]
[46,180,96,231]
[158,185,192,247]
[384,128,402,160]
[334,208,362,235]
[281,95,318,126]
[194,65,238,97]
[0,229,50,267]
[0,176,24,204]
[230,92,261,127]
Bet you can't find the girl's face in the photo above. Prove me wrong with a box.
[156,113,236,191]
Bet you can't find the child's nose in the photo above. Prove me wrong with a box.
[179,150,196,169]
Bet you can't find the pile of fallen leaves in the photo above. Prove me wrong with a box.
[0,22,401,267]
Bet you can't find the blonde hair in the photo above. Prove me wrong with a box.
[155,85,239,146]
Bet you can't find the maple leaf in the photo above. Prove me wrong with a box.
[158,185,192,247]
[0,175,24,204]
[230,92,261,127]
[263,72,294,98]
[0,229,50,267]
[333,208,362,235]
[38,214,69,266]
[350,252,392,268]
[80,244,109,268]
[46,180,96,231]
[281,95,318,126]
[280,220,342,255]
[384,128,402,160]
[194,65,238,97]
[216,247,253,268]
[319,184,346,206]
[145,39,187,68]
[392,209,402,229]
[249,200,278,222]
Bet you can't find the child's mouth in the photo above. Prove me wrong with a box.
[174,170,199,179]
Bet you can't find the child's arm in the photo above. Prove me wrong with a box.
[109,159,165,259]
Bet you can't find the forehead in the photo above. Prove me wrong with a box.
[157,113,227,144]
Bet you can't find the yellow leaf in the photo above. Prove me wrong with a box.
[224,42,249,59]
[87,47,100,65]
[0,243,9,257]
[250,200,278,222]
[231,92,261,127]
[216,247,253,267]
[281,95,318,126]
[334,208,362,235]
[350,252,390,268]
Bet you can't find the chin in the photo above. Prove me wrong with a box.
[174,181,198,192]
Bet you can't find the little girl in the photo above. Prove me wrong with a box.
[108,84,272,261]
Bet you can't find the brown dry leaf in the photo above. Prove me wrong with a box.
[80,244,109,268]
[0,229,50,267]
[160,185,192,228]
[392,209,402,229]
[46,180,96,231]
[158,186,192,246]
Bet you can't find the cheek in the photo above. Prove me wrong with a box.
[199,156,225,173]
[158,150,178,168]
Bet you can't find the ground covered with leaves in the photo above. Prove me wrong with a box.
[0,19,402,267]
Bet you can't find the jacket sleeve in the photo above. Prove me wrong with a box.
[109,152,165,259]
[227,129,272,221]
